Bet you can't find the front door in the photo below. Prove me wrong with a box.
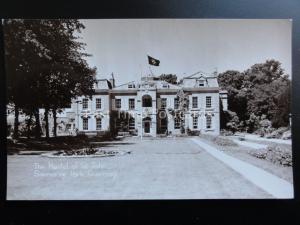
[144,121,150,133]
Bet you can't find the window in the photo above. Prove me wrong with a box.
[129,99,135,110]
[206,96,212,108]
[192,97,198,108]
[198,80,204,87]
[174,117,181,129]
[206,116,212,129]
[174,98,179,109]
[193,116,198,129]
[82,98,88,109]
[83,118,88,130]
[96,98,101,109]
[128,84,135,88]
[142,95,152,107]
[162,84,169,88]
[96,118,102,130]
[161,98,167,109]
[129,118,135,130]
[115,99,121,109]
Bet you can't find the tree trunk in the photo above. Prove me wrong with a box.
[13,104,19,139]
[26,113,33,139]
[34,109,42,138]
[53,109,57,137]
[44,107,49,139]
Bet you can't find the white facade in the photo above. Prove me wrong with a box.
[64,72,228,136]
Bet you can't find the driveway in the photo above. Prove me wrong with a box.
[7,137,274,200]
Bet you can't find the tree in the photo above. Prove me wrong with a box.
[156,74,178,84]
[244,60,290,127]
[218,70,248,122]
[218,60,291,132]
[4,19,96,138]
[271,80,291,128]
[4,19,49,138]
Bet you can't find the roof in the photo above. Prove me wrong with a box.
[112,79,181,91]
[179,71,219,88]
[95,79,112,89]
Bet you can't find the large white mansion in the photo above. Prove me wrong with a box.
[63,71,228,137]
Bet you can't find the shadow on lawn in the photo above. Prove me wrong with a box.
[7,135,135,154]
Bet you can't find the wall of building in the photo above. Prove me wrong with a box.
[137,89,157,137]
[72,94,110,133]
[62,77,224,137]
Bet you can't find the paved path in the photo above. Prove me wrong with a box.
[7,137,277,200]
[243,134,291,145]
[231,139,267,149]
[191,138,293,198]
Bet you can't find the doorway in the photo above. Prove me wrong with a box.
[143,117,151,134]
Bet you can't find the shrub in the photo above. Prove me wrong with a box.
[249,144,292,166]
[220,129,233,136]
[265,144,292,166]
[55,145,98,156]
[213,136,238,146]
[187,128,200,136]
[77,132,87,139]
[225,110,241,134]
[180,125,185,134]
[245,113,260,133]
[265,127,289,139]
[248,148,267,159]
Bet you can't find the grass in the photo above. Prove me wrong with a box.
[7,134,121,154]
[198,134,293,183]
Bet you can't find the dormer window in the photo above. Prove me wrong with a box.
[128,84,135,88]
[94,82,99,89]
[198,80,205,87]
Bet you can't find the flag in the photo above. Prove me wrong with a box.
[148,55,160,66]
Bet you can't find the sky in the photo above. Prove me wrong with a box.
[79,19,291,85]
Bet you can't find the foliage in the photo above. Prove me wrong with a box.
[223,110,240,134]
[265,126,289,139]
[155,74,178,84]
[110,110,132,135]
[245,113,260,133]
[213,136,238,146]
[187,128,200,136]
[248,144,292,166]
[176,90,189,134]
[4,19,96,138]
[255,116,274,137]
[218,60,291,133]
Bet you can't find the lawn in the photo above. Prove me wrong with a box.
[7,135,121,154]
[198,135,293,183]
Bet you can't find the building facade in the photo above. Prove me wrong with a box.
[64,72,228,137]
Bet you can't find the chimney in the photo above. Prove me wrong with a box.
[109,73,115,88]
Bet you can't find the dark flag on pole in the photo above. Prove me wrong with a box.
[148,55,160,66]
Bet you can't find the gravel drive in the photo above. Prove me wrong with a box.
[7,137,273,200]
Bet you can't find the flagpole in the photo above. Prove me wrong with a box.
[148,65,154,77]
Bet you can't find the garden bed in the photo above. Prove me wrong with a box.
[248,144,292,166]
[41,148,130,158]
